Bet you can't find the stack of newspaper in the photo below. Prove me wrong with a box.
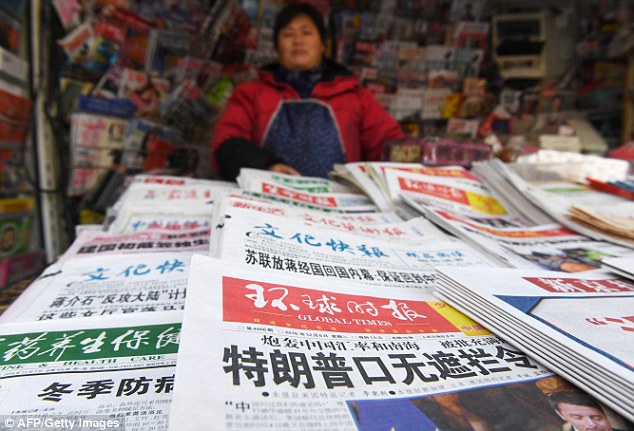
[472,159,634,248]
[470,158,555,225]
[382,164,517,220]
[105,174,237,233]
[602,257,634,281]
[420,206,634,269]
[0,174,237,428]
[435,266,634,422]
[331,162,428,212]
[1,168,632,430]
[168,256,634,431]
[0,311,184,429]
[177,167,631,430]
[568,203,634,244]
[236,168,378,213]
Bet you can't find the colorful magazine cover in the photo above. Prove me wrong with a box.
[0,4,21,54]
[0,86,32,147]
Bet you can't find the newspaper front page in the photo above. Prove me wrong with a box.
[0,311,182,430]
[105,203,214,234]
[234,170,379,213]
[237,168,358,194]
[168,256,631,431]
[0,252,192,323]
[212,206,495,291]
[127,174,230,187]
[216,195,404,225]
[384,167,512,218]
[214,196,450,246]
[111,180,237,212]
[58,228,210,263]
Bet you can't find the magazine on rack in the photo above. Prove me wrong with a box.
[0,85,32,147]
[144,28,191,77]
[434,266,634,422]
[67,112,129,197]
[167,255,633,431]
[0,311,183,430]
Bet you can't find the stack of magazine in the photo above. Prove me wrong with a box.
[435,266,634,422]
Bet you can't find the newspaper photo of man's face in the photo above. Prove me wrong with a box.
[556,402,613,431]
[548,390,627,431]
[347,376,631,431]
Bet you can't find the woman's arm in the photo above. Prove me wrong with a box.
[215,137,284,181]
[211,83,283,180]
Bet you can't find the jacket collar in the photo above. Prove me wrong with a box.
[259,59,359,96]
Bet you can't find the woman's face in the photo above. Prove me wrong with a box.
[277,14,325,70]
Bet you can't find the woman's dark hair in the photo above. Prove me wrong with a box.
[273,3,327,49]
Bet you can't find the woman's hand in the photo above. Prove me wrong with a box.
[268,163,300,176]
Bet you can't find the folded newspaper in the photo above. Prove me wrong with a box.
[472,160,634,248]
[0,311,183,429]
[602,257,634,281]
[0,252,193,324]
[236,168,378,213]
[421,207,634,270]
[168,256,633,430]
[57,228,211,264]
[384,165,515,220]
[435,266,634,422]
[210,204,495,292]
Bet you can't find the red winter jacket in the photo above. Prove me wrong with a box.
[211,60,403,180]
